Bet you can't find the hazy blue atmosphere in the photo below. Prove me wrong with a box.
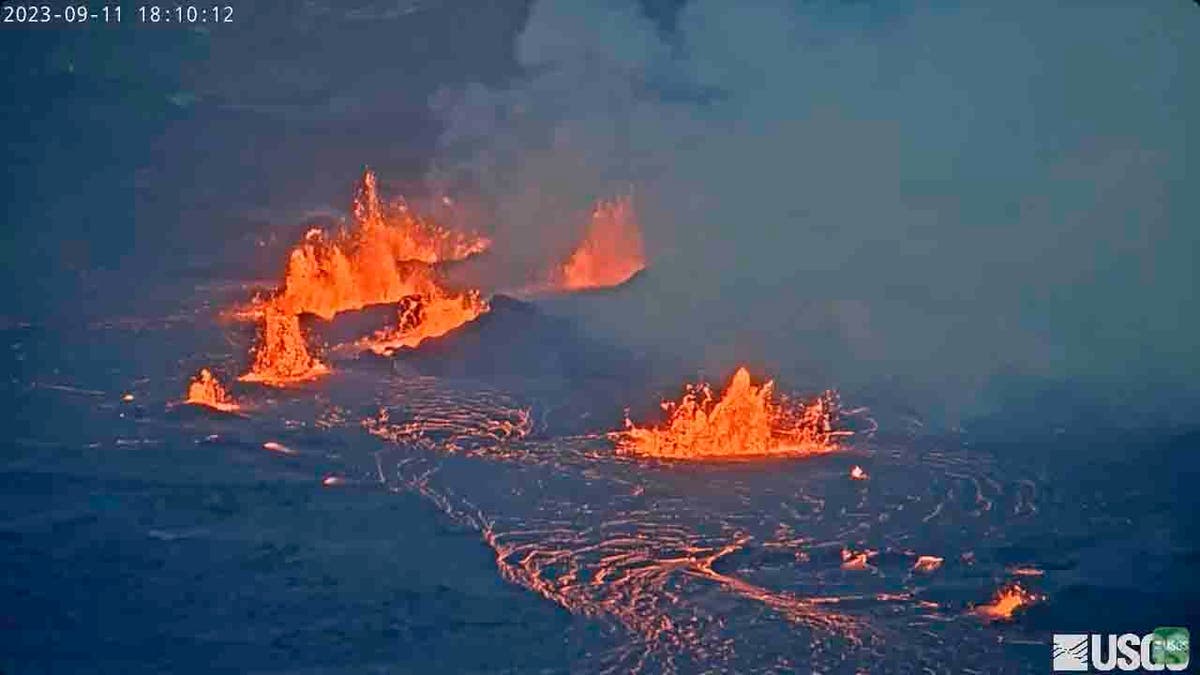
[2,1,1197,672]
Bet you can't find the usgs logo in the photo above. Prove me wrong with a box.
[1053,628,1189,672]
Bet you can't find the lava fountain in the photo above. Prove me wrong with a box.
[357,290,490,355]
[239,307,329,386]
[229,167,494,367]
[247,168,491,321]
[974,583,1042,621]
[184,368,240,412]
[615,367,847,460]
[555,195,645,291]
[349,168,490,266]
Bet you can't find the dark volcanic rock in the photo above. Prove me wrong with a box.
[395,294,640,383]
[391,295,658,434]
[301,302,397,349]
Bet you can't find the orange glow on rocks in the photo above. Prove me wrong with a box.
[615,367,846,460]
[239,307,329,386]
[974,583,1042,621]
[556,195,645,291]
[184,368,240,412]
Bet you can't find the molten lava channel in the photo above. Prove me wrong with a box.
[184,368,240,412]
[615,367,848,460]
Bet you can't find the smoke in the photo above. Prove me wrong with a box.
[425,0,1199,424]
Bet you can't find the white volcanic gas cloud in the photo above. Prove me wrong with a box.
[426,0,1199,423]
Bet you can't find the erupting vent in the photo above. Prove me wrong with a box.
[184,368,240,412]
[239,307,329,386]
[229,168,496,380]
[974,583,1042,621]
[240,168,489,322]
[615,367,847,460]
[556,195,645,291]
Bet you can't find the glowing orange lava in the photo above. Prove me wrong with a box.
[615,367,846,460]
[1009,566,1045,577]
[251,168,490,321]
[974,583,1042,621]
[351,169,490,265]
[229,168,492,375]
[357,289,490,356]
[912,555,944,573]
[268,229,439,320]
[556,195,645,290]
[263,441,297,455]
[239,307,329,386]
[184,368,240,412]
[840,548,875,571]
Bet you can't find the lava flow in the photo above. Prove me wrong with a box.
[615,367,846,460]
[974,583,1042,621]
[184,368,240,412]
[357,289,490,356]
[555,194,645,290]
[239,307,329,386]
